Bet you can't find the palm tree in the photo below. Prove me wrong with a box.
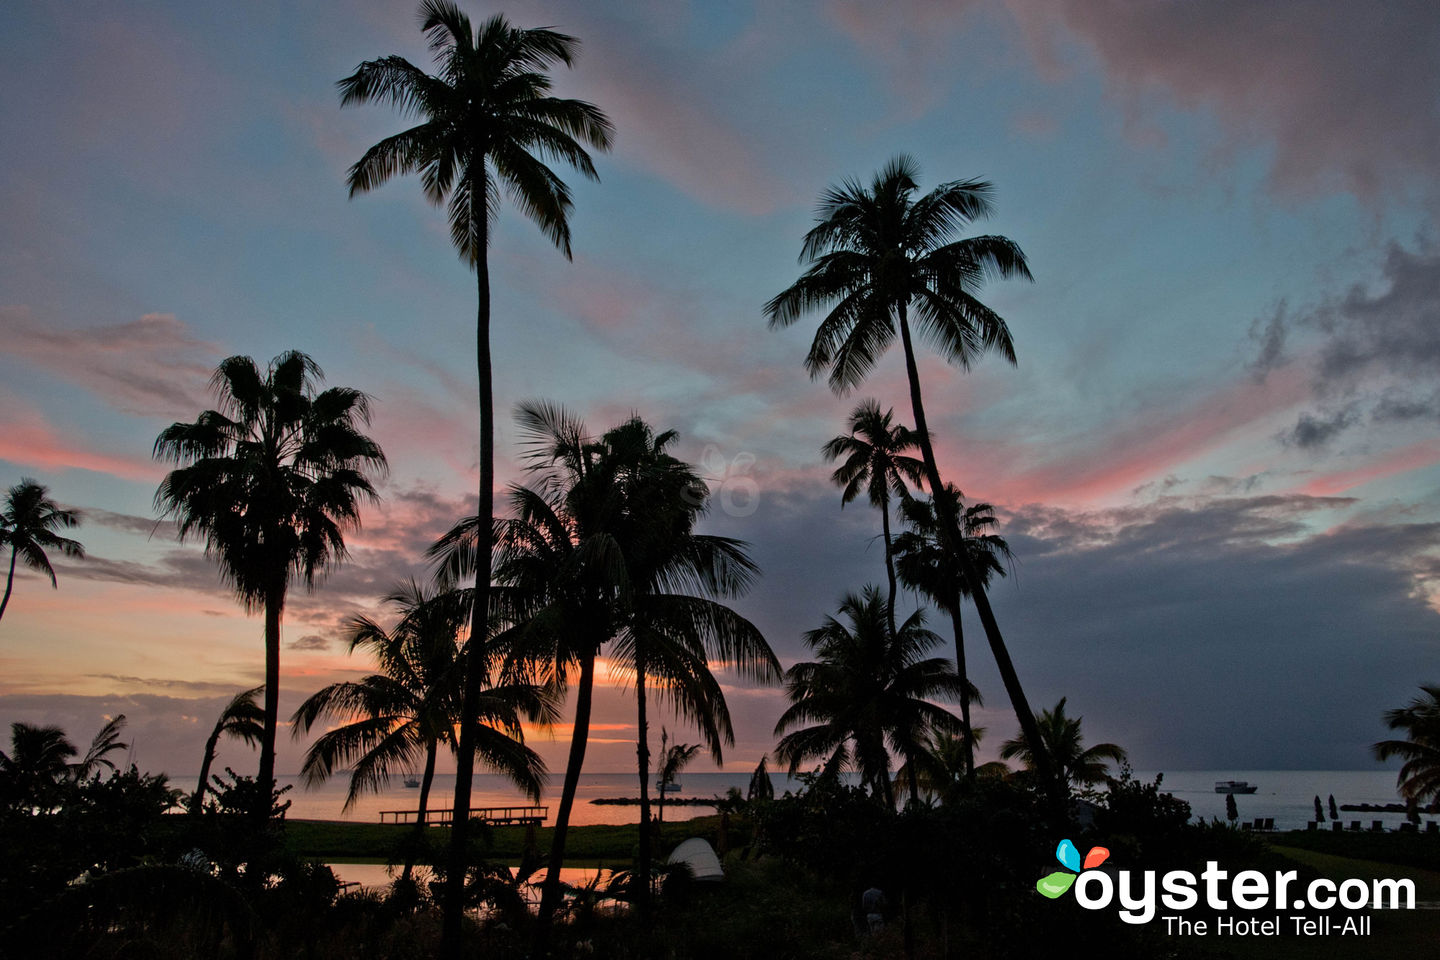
[0,722,76,813]
[892,486,1011,780]
[191,687,264,816]
[292,582,552,879]
[1374,684,1440,804]
[0,478,84,624]
[999,698,1128,793]
[73,714,128,780]
[339,7,611,935]
[820,400,924,634]
[764,156,1051,780]
[774,586,969,806]
[595,415,777,913]
[893,725,984,798]
[430,404,775,927]
[154,351,386,799]
[654,727,700,827]
[0,717,128,812]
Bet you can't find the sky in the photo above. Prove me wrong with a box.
[3,1,1440,793]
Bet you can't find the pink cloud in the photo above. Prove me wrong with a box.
[0,308,218,417]
[0,398,159,482]
[940,365,1312,508]
[1296,438,1440,498]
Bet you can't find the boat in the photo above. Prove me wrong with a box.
[403,776,420,789]
[655,780,682,793]
[1214,780,1258,794]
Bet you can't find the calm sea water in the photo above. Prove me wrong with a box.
[285,768,1413,832]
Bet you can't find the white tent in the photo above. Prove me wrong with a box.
[666,837,724,881]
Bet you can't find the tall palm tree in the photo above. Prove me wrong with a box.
[430,404,775,927]
[1374,684,1440,804]
[596,415,776,913]
[292,582,552,879]
[774,586,969,806]
[764,156,1051,781]
[339,7,610,936]
[0,478,84,624]
[191,686,265,816]
[154,351,387,799]
[820,400,924,634]
[999,698,1128,793]
[892,486,1011,779]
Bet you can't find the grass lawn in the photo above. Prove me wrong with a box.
[1184,839,1440,959]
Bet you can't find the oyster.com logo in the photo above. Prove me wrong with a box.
[1037,838,1109,899]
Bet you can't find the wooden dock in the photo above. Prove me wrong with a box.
[378,805,547,826]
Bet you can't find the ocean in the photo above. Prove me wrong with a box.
[283,768,1416,832]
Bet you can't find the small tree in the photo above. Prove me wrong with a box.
[1328,794,1338,820]
[1314,795,1325,823]
[655,727,701,827]
[1225,793,1238,823]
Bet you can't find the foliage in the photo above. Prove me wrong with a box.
[154,350,386,792]
[0,477,84,622]
[1374,683,1440,803]
[1000,697,1128,793]
[774,587,967,806]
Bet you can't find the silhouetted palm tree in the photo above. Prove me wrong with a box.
[1374,684,1440,804]
[775,587,968,806]
[293,582,552,879]
[821,400,924,633]
[0,717,128,813]
[0,478,84,624]
[73,715,128,780]
[430,404,775,926]
[765,156,1051,780]
[654,727,700,827]
[191,686,264,816]
[0,722,75,813]
[154,351,386,798]
[1000,698,1127,793]
[893,725,986,798]
[892,486,1011,779]
[339,8,611,936]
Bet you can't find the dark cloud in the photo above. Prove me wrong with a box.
[715,487,1436,769]
[1250,243,1440,446]
[287,634,331,652]
[975,495,1440,769]
[1281,406,1359,450]
[1008,0,1440,202]
[1311,243,1440,387]
[1372,389,1440,424]
[1247,302,1290,379]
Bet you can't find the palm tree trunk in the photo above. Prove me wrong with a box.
[634,658,653,917]
[894,305,1052,783]
[0,544,17,622]
[444,173,495,955]
[256,578,283,817]
[946,601,976,782]
[405,738,439,881]
[880,494,899,639]
[536,649,599,947]
[191,729,221,816]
